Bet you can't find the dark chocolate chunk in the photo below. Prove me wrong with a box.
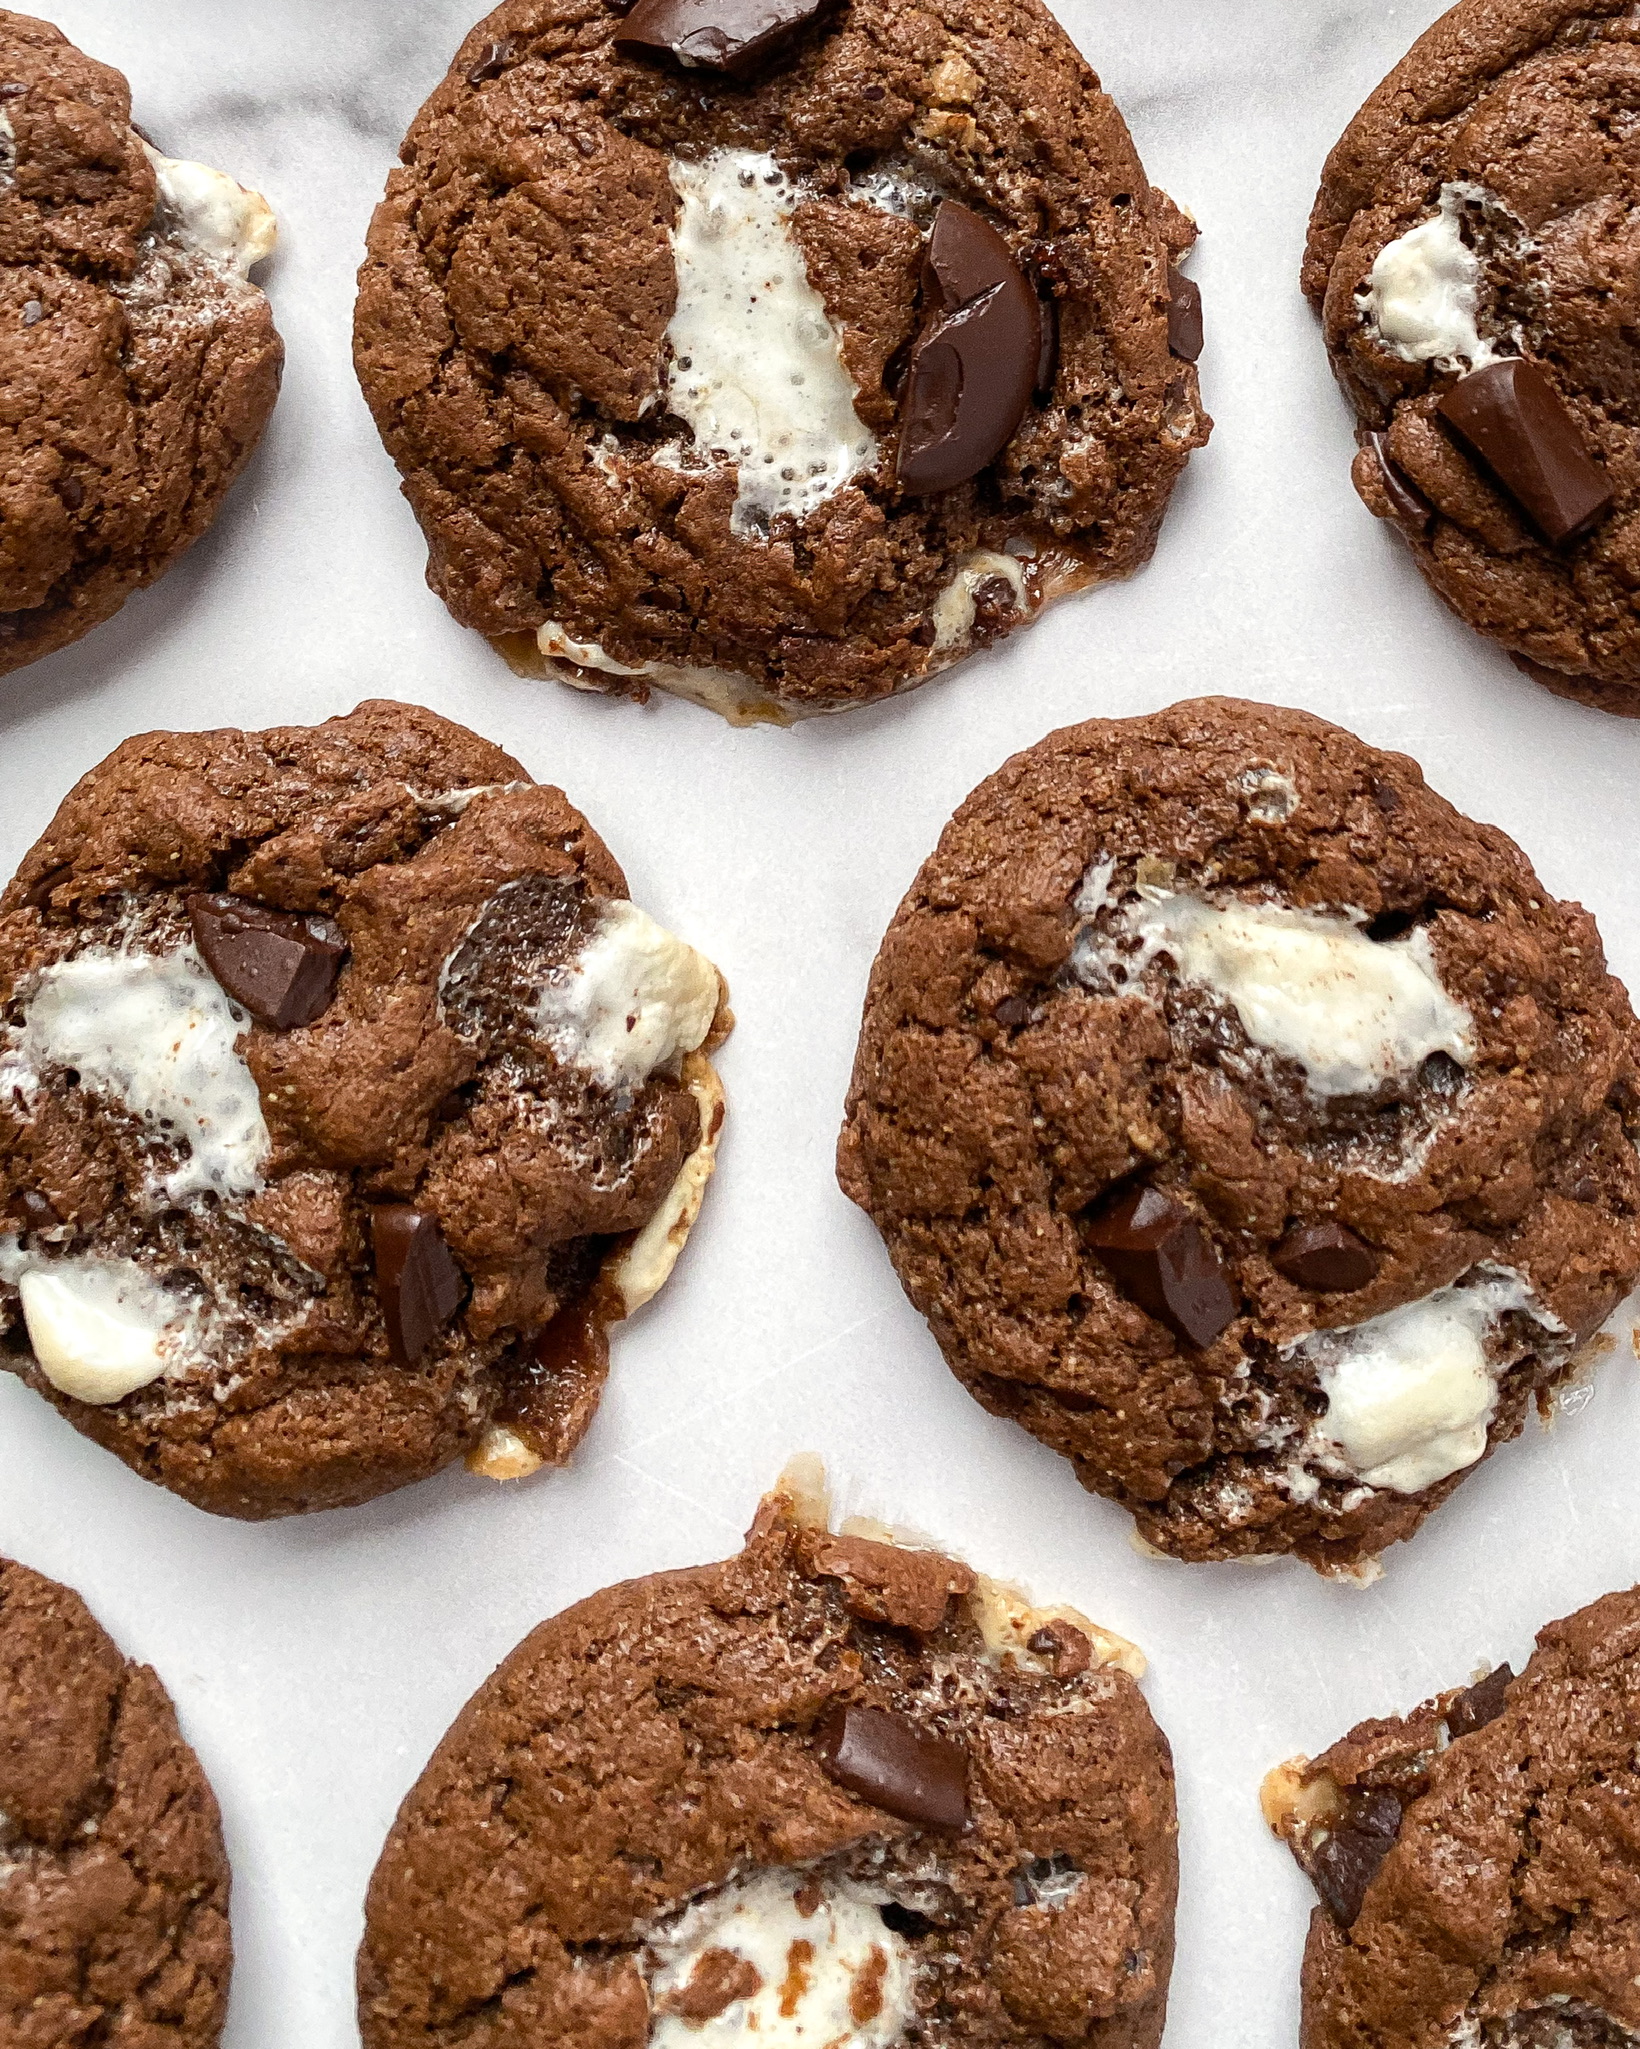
[188,894,347,1030]
[816,1705,969,1831]
[1311,1787,1403,1927]
[1274,1222,1379,1294]
[1085,1187,1237,1347]
[1438,358,1612,547]
[1027,1620,1092,1678]
[614,0,829,78]
[993,995,1032,1030]
[1166,269,1203,362]
[1365,431,1435,535]
[897,202,1042,495]
[466,37,515,84]
[371,1206,466,1367]
[1447,1662,1514,1739]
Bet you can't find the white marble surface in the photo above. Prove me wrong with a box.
[1,2,1638,2044]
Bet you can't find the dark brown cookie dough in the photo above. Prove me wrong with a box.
[1265,1585,1640,2047]
[358,1465,1176,2049]
[0,701,730,1519]
[0,10,282,679]
[353,0,1209,723]
[1306,0,1640,714]
[838,698,1640,1576]
[0,1556,231,2047]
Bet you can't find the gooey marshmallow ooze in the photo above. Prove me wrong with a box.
[141,141,278,279]
[1079,876,1477,1101]
[531,897,721,1092]
[1358,182,1520,372]
[665,150,876,537]
[646,1867,911,2049]
[3,943,271,1204]
[1286,1269,1566,1496]
[0,1248,192,1406]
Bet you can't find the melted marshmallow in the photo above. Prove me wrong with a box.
[142,142,276,277]
[1290,1267,1563,1494]
[929,552,1029,656]
[6,946,271,1203]
[533,900,719,1091]
[6,1254,188,1404]
[1114,892,1475,1099]
[1360,184,1499,371]
[647,1868,911,2049]
[666,150,875,536]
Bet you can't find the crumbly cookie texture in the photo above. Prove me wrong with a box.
[0,1557,231,2046]
[1305,0,1640,713]
[0,701,730,1519]
[353,0,1209,722]
[1265,1586,1640,2048]
[357,1464,1176,2049]
[838,697,1640,1576]
[0,9,282,677]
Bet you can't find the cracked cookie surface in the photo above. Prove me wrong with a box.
[0,8,282,678]
[357,1472,1176,2049]
[838,697,1640,1575]
[1306,0,1640,713]
[0,1556,231,2048]
[353,0,1208,720]
[0,700,729,1519]
[1266,1585,1640,2048]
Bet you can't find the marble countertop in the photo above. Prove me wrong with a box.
[1,2,1637,2043]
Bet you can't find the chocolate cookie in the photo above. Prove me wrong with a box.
[0,1557,231,2046]
[1305,0,1640,714]
[0,701,731,1518]
[837,697,1640,1576]
[0,10,281,678]
[1264,1585,1640,2047]
[358,1461,1176,2049]
[353,0,1209,724]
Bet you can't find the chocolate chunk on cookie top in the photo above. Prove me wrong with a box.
[838,699,1640,1576]
[357,1462,1176,2049]
[0,1558,232,2045]
[1263,1588,1640,2048]
[0,702,731,1519]
[1305,2,1640,713]
[0,11,282,679]
[354,0,1209,724]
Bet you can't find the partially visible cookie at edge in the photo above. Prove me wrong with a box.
[357,1459,1176,2049]
[0,1556,232,2047]
[838,696,1640,1576]
[354,0,1209,724]
[1265,1586,1640,2047]
[1305,0,1640,712]
[0,700,731,1518]
[0,9,282,677]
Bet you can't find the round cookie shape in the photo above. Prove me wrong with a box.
[353,0,1209,723]
[0,1557,232,2046]
[0,701,731,1518]
[357,1468,1177,2049]
[0,10,282,678]
[1265,1586,1640,2047]
[1305,0,1640,713]
[837,698,1640,1576]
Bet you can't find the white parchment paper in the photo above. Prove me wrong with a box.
[1,2,1638,2043]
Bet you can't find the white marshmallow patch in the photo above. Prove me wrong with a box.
[142,142,276,276]
[531,899,720,1093]
[1359,183,1510,372]
[3,945,272,1204]
[1289,1267,1565,1494]
[0,1247,190,1404]
[665,150,876,537]
[1084,885,1476,1100]
[646,1868,911,2049]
